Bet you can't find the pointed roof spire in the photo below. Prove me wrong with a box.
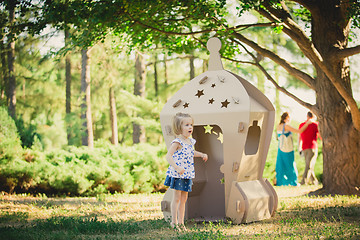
[207,37,224,71]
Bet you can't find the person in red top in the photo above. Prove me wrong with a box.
[299,111,321,185]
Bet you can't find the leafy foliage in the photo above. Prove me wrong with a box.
[41,0,229,53]
[1,0,359,197]
[0,107,22,161]
[0,139,168,196]
[15,116,42,149]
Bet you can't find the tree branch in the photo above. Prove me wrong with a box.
[128,12,276,37]
[230,22,276,31]
[223,43,316,113]
[256,7,322,69]
[259,1,360,131]
[126,12,216,36]
[257,61,315,112]
[291,0,317,9]
[336,45,360,59]
[231,32,316,89]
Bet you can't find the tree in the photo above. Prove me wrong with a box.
[0,40,7,100]
[119,0,360,195]
[6,0,16,119]
[132,51,146,144]
[64,25,73,144]
[109,86,118,145]
[80,48,94,148]
[189,53,195,80]
[153,53,159,97]
[1,0,46,117]
[40,0,360,194]
[230,0,360,195]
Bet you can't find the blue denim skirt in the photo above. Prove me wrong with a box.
[164,176,193,192]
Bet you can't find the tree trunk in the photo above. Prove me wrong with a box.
[109,86,118,146]
[0,40,7,100]
[7,1,16,119]
[65,26,72,144]
[132,51,146,144]
[189,54,195,80]
[311,2,360,195]
[164,54,168,85]
[154,53,158,97]
[80,48,94,148]
[203,59,208,72]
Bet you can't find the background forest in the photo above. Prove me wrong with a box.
[0,0,359,196]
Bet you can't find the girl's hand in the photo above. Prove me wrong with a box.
[202,153,208,162]
[307,119,315,124]
[176,166,185,175]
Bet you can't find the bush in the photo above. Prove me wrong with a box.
[15,116,42,149]
[0,139,168,196]
[0,107,23,161]
[0,158,34,193]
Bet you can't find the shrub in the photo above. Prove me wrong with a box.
[15,116,42,149]
[0,107,22,161]
[0,158,34,193]
[0,139,168,196]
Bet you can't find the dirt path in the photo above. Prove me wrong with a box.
[274,184,323,198]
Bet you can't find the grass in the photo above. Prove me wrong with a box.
[0,186,359,239]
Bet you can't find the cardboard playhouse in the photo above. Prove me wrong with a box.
[160,37,278,224]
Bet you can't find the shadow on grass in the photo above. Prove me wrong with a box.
[0,211,29,224]
[0,201,359,239]
[0,216,170,240]
[0,216,230,240]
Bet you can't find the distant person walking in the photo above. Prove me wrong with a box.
[299,111,320,185]
[276,112,311,186]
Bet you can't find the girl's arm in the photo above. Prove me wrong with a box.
[317,132,322,141]
[194,150,208,162]
[298,135,303,152]
[166,142,185,175]
[285,120,312,133]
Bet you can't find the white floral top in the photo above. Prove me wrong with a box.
[166,137,196,179]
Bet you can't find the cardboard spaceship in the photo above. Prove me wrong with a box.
[160,37,278,224]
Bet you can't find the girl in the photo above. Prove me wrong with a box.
[164,112,208,231]
[276,112,311,186]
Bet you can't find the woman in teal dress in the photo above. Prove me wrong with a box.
[276,112,311,186]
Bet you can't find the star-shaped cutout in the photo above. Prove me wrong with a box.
[221,99,230,108]
[217,132,223,143]
[211,83,216,88]
[183,102,189,108]
[208,98,215,104]
[204,125,213,134]
[195,90,204,98]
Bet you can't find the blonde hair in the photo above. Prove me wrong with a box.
[172,112,193,135]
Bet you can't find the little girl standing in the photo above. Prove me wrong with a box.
[164,112,208,231]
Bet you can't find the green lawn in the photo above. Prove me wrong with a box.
[0,185,359,239]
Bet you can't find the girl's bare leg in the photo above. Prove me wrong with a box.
[171,190,181,228]
[178,191,188,227]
